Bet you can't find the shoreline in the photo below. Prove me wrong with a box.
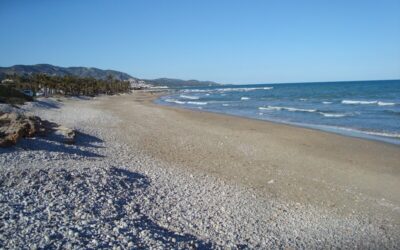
[155,92,400,146]
[1,91,400,248]
[116,92,400,217]
[150,91,400,214]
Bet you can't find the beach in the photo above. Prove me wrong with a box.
[1,91,400,248]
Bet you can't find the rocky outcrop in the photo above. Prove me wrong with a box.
[0,112,75,147]
[0,112,39,147]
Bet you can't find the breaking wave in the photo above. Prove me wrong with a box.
[187,101,208,105]
[180,95,200,100]
[259,106,317,113]
[341,100,396,106]
[183,86,273,93]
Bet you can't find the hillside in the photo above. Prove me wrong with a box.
[0,64,134,81]
[0,64,220,88]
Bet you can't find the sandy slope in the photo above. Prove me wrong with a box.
[104,92,400,222]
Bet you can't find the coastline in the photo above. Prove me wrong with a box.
[1,91,400,248]
[144,92,400,216]
[157,92,400,146]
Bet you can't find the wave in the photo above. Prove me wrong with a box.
[337,127,400,139]
[259,106,350,118]
[377,101,395,106]
[319,112,348,118]
[362,131,400,138]
[150,85,168,89]
[322,101,332,104]
[180,95,199,100]
[165,98,207,105]
[165,99,186,104]
[342,100,396,106]
[342,100,378,105]
[182,86,273,93]
[187,101,207,105]
[215,86,273,92]
[258,106,317,113]
[241,97,250,100]
[222,104,230,106]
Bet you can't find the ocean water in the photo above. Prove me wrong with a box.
[157,80,400,145]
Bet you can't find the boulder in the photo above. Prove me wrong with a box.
[0,112,39,147]
[0,112,75,147]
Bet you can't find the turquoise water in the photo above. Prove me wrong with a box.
[157,80,400,145]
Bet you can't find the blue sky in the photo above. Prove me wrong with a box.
[0,0,399,84]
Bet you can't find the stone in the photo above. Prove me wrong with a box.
[0,112,39,147]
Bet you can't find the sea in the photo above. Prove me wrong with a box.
[156,80,400,145]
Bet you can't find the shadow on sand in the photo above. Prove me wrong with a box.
[0,166,215,248]
[35,100,61,109]
[0,129,105,158]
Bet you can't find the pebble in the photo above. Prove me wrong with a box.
[0,98,398,249]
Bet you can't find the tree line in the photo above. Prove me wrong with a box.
[2,73,131,97]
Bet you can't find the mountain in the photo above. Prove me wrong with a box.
[146,78,220,88]
[0,64,134,81]
[0,64,221,87]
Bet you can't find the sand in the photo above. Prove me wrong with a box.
[106,91,400,221]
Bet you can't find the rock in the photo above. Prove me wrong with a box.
[0,111,75,147]
[0,112,40,147]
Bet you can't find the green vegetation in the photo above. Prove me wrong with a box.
[0,85,33,105]
[2,74,131,98]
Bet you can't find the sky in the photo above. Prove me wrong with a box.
[0,0,399,84]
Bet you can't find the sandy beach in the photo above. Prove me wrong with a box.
[1,91,400,248]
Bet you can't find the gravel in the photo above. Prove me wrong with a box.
[0,97,399,249]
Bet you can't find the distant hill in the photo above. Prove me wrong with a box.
[147,78,220,88]
[0,64,220,87]
[0,64,134,81]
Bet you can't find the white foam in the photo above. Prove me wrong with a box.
[150,86,168,89]
[337,127,400,139]
[187,101,207,105]
[319,112,347,118]
[165,99,186,104]
[241,97,250,100]
[180,95,200,100]
[182,86,273,93]
[217,87,273,92]
[285,107,316,113]
[299,98,307,101]
[342,100,396,106]
[362,131,400,138]
[322,101,332,104]
[342,100,377,105]
[258,106,282,111]
[377,101,395,106]
[259,106,316,113]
